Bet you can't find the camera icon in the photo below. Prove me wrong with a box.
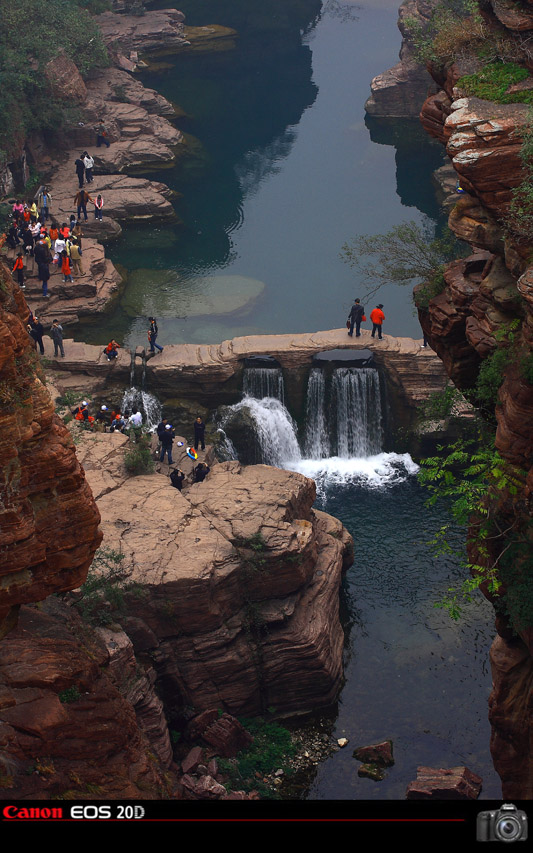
[477,804,528,843]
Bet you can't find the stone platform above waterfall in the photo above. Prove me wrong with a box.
[45,328,447,413]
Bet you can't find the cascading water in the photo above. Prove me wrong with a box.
[219,396,301,467]
[332,367,383,458]
[219,361,417,488]
[297,365,417,491]
[121,387,162,432]
[242,367,284,401]
[304,368,330,459]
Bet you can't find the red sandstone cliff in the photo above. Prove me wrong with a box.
[0,263,102,637]
[414,3,533,798]
[0,265,174,798]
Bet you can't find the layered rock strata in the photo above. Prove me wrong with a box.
[0,602,171,799]
[0,265,101,639]
[365,0,438,118]
[77,432,353,719]
[412,7,533,798]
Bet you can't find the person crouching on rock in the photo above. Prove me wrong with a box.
[73,400,95,426]
[109,412,126,433]
[170,469,185,491]
[104,340,120,360]
[95,405,110,432]
[193,462,210,483]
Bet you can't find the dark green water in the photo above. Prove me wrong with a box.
[79,0,446,347]
[307,479,499,799]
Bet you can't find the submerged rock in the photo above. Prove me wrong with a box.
[353,740,394,767]
[122,270,265,318]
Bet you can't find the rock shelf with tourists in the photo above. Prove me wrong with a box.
[1,0,532,810]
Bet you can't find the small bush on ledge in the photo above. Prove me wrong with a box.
[124,435,154,476]
[457,63,533,105]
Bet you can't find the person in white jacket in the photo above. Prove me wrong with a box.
[83,152,94,183]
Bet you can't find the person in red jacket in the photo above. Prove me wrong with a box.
[12,253,25,289]
[61,251,73,282]
[370,304,385,340]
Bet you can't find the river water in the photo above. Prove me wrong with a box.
[86,1,500,798]
[81,0,446,347]
[220,366,500,799]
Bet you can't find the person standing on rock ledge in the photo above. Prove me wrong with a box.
[193,416,206,452]
[83,152,94,183]
[95,119,110,148]
[370,304,385,340]
[160,423,175,465]
[74,154,86,189]
[347,298,365,338]
[74,189,94,223]
[51,319,65,358]
[148,317,163,353]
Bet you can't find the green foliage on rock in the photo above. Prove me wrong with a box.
[508,111,533,240]
[58,685,81,703]
[420,385,463,420]
[457,62,533,104]
[74,547,128,626]
[218,716,296,797]
[404,0,486,65]
[0,0,108,161]
[123,434,154,475]
[419,434,530,628]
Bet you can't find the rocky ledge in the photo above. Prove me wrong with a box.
[365,0,437,118]
[77,432,353,719]
[39,327,448,432]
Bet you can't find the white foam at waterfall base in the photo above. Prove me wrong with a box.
[291,453,420,494]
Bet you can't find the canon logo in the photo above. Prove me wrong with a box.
[3,806,63,819]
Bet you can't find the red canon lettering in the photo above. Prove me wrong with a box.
[2,806,63,819]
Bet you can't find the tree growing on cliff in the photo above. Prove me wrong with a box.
[0,0,109,162]
[339,219,462,304]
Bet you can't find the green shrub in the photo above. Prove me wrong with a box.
[0,0,109,162]
[413,267,447,310]
[217,717,296,797]
[472,346,512,410]
[74,547,127,626]
[420,385,462,419]
[457,62,533,104]
[124,435,154,475]
[59,686,81,704]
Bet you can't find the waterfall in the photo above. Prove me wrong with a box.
[219,360,417,488]
[332,367,383,458]
[216,428,238,461]
[243,367,284,401]
[121,387,162,432]
[304,368,330,459]
[219,396,301,467]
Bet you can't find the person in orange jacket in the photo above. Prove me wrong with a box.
[370,304,385,340]
[12,253,25,289]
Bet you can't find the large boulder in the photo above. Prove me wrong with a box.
[83,454,353,719]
